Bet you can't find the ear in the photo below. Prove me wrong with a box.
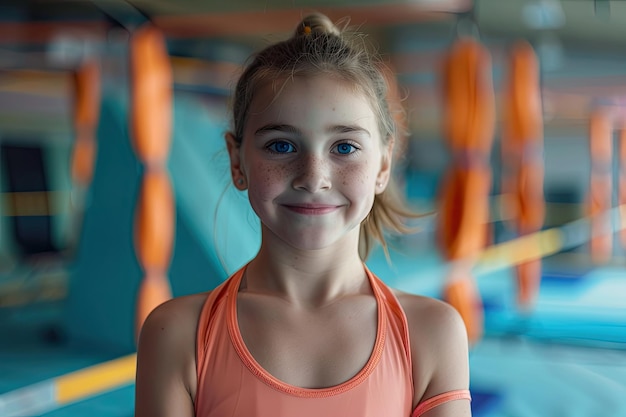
[225,132,247,190]
[375,137,394,195]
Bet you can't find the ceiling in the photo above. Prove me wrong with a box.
[0,0,625,139]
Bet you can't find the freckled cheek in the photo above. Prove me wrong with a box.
[336,164,374,190]
[246,161,293,201]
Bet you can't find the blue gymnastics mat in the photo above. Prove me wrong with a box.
[367,244,626,349]
[480,265,626,348]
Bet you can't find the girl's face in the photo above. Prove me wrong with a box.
[227,75,392,252]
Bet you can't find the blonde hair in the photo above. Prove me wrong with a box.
[230,13,419,259]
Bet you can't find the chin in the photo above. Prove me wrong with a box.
[284,231,358,253]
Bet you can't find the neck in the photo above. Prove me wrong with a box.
[244,230,368,307]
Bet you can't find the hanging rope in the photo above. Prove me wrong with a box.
[438,36,495,343]
[501,41,545,308]
[71,60,101,188]
[130,23,175,339]
[619,127,626,249]
[588,108,613,264]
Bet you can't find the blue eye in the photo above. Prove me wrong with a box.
[335,143,356,155]
[268,141,295,153]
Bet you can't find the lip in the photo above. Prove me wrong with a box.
[282,204,341,215]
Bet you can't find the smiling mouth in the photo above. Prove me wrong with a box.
[282,204,340,215]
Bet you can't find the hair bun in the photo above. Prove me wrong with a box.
[295,13,341,37]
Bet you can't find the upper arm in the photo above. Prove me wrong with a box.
[401,295,472,417]
[134,298,199,417]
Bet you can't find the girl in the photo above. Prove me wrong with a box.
[135,13,471,417]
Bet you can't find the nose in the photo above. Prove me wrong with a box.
[291,153,332,193]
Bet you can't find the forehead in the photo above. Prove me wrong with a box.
[246,75,378,133]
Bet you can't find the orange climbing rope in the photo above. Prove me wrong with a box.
[588,109,613,264]
[501,41,545,308]
[438,37,495,343]
[130,24,175,338]
[619,127,626,249]
[71,60,101,187]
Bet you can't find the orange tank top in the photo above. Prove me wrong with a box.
[195,265,470,417]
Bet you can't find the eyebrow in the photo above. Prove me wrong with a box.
[254,124,371,137]
[254,124,300,136]
[329,125,371,137]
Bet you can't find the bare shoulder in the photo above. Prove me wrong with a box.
[135,291,210,417]
[137,291,210,379]
[139,291,209,342]
[393,289,467,344]
[393,289,470,404]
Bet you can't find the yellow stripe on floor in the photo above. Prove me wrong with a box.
[55,354,137,404]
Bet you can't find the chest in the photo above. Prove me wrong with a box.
[236,294,379,389]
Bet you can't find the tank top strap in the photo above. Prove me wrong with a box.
[363,265,413,372]
[195,267,245,381]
